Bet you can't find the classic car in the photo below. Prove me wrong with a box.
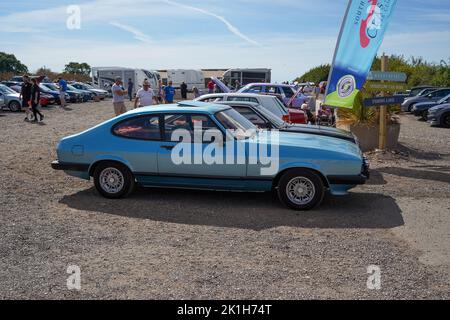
[194,93,307,124]
[428,103,450,128]
[51,101,369,210]
[215,101,357,144]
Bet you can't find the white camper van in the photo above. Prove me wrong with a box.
[91,67,160,96]
[167,69,205,91]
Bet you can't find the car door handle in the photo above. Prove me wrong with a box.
[161,145,175,150]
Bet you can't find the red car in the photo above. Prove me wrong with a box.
[40,93,56,106]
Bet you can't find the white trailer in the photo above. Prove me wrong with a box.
[91,67,160,95]
[167,69,205,91]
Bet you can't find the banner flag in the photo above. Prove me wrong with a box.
[325,0,397,109]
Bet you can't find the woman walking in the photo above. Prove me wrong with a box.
[30,78,44,122]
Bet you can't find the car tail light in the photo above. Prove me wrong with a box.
[282,115,290,122]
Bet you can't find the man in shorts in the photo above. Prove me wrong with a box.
[134,80,158,108]
[111,77,128,116]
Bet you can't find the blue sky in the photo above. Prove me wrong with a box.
[1,0,449,82]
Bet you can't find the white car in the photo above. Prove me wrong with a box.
[194,93,288,119]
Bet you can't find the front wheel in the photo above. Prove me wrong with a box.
[93,162,135,199]
[277,169,325,210]
[421,110,429,121]
[9,101,21,112]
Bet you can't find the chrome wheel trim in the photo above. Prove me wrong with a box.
[286,177,316,205]
[99,167,124,194]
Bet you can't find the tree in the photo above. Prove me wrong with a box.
[0,52,28,74]
[64,62,91,75]
[295,64,330,84]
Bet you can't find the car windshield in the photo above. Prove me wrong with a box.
[67,85,79,91]
[0,84,17,94]
[438,94,450,104]
[419,89,436,96]
[82,83,94,89]
[215,109,257,140]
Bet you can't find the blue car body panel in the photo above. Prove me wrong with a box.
[54,103,367,196]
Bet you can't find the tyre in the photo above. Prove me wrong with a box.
[93,162,135,199]
[9,100,21,112]
[277,169,325,211]
[421,110,429,121]
[408,103,415,113]
[441,113,450,128]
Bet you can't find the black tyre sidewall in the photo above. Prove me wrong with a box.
[277,169,325,211]
[442,113,450,128]
[93,162,134,199]
[9,101,20,112]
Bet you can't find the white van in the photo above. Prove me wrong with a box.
[167,69,205,91]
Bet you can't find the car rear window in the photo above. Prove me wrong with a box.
[113,115,161,140]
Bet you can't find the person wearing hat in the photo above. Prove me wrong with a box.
[111,76,128,116]
[134,80,158,109]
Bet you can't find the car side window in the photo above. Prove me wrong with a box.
[113,115,161,140]
[282,86,295,98]
[247,86,263,93]
[233,106,269,129]
[164,114,222,142]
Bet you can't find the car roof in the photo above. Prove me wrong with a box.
[125,101,231,115]
[198,93,273,99]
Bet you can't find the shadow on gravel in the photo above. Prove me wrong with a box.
[396,143,449,160]
[366,170,387,185]
[378,167,450,184]
[60,188,404,231]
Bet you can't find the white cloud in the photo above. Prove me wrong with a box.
[162,0,262,47]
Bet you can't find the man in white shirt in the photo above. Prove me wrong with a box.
[134,80,158,108]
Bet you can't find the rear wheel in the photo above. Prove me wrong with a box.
[93,162,135,199]
[442,113,450,128]
[421,110,429,121]
[9,101,21,112]
[277,169,325,211]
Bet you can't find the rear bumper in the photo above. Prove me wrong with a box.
[51,160,89,172]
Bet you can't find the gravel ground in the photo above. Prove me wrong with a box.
[0,101,449,299]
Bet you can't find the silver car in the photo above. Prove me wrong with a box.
[428,103,450,128]
[0,84,22,112]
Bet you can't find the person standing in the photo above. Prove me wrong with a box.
[234,80,241,91]
[164,81,175,104]
[30,78,44,122]
[20,75,33,121]
[157,79,163,104]
[111,77,127,116]
[134,80,158,108]
[207,79,215,94]
[127,78,134,101]
[180,82,188,100]
[192,87,201,99]
[57,77,68,108]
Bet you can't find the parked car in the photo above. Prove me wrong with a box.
[40,93,56,106]
[428,103,450,128]
[215,101,357,144]
[1,81,22,93]
[67,84,94,102]
[40,83,82,103]
[194,93,307,124]
[412,94,450,120]
[9,76,24,83]
[401,88,450,112]
[51,101,369,210]
[237,83,308,108]
[408,86,437,97]
[0,84,22,112]
[70,82,108,99]
[39,84,69,105]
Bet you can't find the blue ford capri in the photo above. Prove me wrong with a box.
[52,101,369,210]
